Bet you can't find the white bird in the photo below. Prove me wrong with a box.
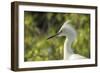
[48,20,86,60]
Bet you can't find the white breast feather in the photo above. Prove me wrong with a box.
[68,54,86,60]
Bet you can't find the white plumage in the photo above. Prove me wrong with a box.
[68,54,86,60]
[48,20,86,60]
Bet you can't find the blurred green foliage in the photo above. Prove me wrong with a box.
[24,11,90,61]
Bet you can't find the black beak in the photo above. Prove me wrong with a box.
[47,31,62,40]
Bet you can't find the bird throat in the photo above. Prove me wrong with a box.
[64,37,74,60]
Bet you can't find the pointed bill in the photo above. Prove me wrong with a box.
[47,31,62,40]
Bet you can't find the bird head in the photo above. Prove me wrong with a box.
[47,20,77,39]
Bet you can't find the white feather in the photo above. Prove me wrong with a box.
[48,21,86,60]
[68,54,86,60]
[58,21,86,60]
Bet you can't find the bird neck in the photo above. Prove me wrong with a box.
[64,36,74,60]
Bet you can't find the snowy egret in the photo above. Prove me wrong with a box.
[47,20,86,60]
